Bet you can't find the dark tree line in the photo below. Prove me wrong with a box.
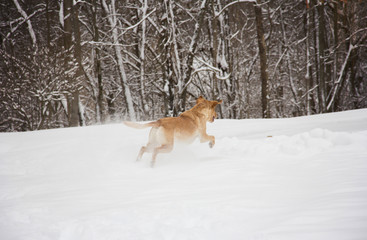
[1,0,366,131]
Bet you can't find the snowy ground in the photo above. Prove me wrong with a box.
[1,109,367,240]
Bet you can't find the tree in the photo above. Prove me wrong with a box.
[101,0,136,121]
[92,0,105,123]
[63,0,80,127]
[179,0,210,113]
[253,0,270,118]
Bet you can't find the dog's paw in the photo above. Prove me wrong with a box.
[209,141,215,148]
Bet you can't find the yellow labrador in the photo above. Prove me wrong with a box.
[124,96,222,167]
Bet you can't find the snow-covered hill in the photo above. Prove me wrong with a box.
[1,109,367,240]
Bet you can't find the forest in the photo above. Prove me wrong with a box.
[1,0,366,132]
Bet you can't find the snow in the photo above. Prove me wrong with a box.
[1,109,367,240]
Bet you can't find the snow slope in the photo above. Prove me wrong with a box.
[1,109,367,240]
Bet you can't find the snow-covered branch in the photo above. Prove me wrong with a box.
[3,5,42,47]
[182,57,230,94]
[215,0,256,18]
[12,0,37,47]
[121,8,156,33]
[327,44,356,111]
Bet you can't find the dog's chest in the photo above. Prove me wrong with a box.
[174,128,199,143]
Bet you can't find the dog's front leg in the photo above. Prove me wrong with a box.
[209,136,215,148]
[200,133,215,148]
[199,124,215,148]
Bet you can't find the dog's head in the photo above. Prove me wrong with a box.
[196,96,222,123]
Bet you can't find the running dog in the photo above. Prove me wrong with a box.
[124,96,222,167]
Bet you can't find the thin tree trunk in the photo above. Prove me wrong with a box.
[45,0,51,49]
[101,0,136,121]
[93,0,104,123]
[311,0,320,113]
[139,0,148,118]
[210,0,219,100]
[347,2,358,109]
[179,0,209,112]
[305,5,312,115]
[280,9,298,113]
[317,0,326,112]
[63,0,80,127]
[327,44,354,111]
[167,0,183,115]
[253,0,270,118]
[332,0,339,101]
[71,2,84,126]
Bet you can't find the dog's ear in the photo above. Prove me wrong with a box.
[211,99,222,107]
[196,96,205,104]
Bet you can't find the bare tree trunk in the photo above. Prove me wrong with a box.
[346,2,359,109]
[179,0,209,113]
[63,0,80,127]
[71,2,84,126]
[158,0,175,117]
[167,0,183,115]
[280,9,298,113]
[101,0,136,121]
[138,0,148,119]
[317,0,326,112]
[210,0,219,100]
[305,5,313,115]
[92,0,104,123]
[326,44,354,111]
[332,0,339,106]
[329,1,357,111]
[310,0,320,113]
[253,0,270,118]
[45,0,51,49]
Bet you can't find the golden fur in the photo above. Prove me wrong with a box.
[124,96,222,167]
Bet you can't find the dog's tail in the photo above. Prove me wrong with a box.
[123,121,160,129]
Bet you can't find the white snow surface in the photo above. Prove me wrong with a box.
[1,109,367,240]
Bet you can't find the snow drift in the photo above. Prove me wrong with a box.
[1,109,367,240]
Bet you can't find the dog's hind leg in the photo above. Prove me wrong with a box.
[150,127,174,167]
[136,142,156,161]
[136,146,146,161]
[151,143,173,167]
[136,127,159,161]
